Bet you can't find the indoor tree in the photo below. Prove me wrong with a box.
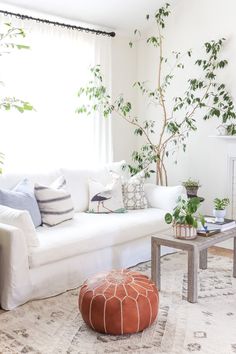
[76,3,236,185]
[0,22,33,173]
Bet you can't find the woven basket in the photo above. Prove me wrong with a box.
[174,224,197,240]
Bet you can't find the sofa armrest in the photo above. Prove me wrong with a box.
[144,183,185,211]
[0,223,32,310]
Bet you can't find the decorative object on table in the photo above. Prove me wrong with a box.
[203,216,235,231]
[165,196,204,240]
[76,3,236,186]
[79,269,159,335]
[213,197,230,222]
[197,228,221,237]
[182,178,201,197]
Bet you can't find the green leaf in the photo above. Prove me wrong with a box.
[165,213,173,224]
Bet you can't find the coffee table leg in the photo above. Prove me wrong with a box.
[188,248,198,303]
[199,249,207,270]
[233,237,236,278]
[151,238,161,290]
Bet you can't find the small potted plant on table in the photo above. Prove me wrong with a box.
[165,197,204,240]
[182,178,201,198]
[213,198,230,222]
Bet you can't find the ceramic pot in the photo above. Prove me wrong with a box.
[213,209,226,222]
[185,186,199,197]
[174,224,197,240]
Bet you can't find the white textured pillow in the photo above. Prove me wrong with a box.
[0,205,40,248]
[61,167,111,212]
[144,184,185,211]
[88,176,126,214]
[122,171,148,210]
[35,176,74,226]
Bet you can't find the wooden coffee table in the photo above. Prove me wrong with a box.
[151,228,236,303]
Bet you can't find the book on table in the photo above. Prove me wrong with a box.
[203,216,236,231]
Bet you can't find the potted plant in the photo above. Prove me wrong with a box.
[165,197,204,240]
[182,178,201,197]
[213,198,230,222]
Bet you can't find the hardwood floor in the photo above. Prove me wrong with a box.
[0,246,233,314]
[209,246,233,258]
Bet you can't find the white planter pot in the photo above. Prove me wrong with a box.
[213,209,226,222]
[174,224,197,240]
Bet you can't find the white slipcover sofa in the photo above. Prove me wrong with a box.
[0,162,183,310]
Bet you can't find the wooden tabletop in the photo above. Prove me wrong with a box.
[152,227,236,251]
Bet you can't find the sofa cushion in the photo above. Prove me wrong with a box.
[0,170,61,190]
[88,176,125,213]
[144,184,184,211]
[0,178,42,227]
[29,208,168,268]
[35,176,74,226]
[61,167,111,212]
[122,171,148,210]
[0,204,40,248]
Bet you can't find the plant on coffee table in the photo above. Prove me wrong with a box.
[213,197,230,222]
[165,197,204,239]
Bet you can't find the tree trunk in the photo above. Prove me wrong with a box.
[156,159,168,186]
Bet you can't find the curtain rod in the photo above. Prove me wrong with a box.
[0,9,116,37]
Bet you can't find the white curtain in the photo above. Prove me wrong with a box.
[0,14,113,172]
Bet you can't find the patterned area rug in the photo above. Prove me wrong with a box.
[0,252,236,354]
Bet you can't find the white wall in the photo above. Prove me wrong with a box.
[136,0,236,220]
[111,36,138,163]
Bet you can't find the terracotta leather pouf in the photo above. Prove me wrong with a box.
[79,269,159,335]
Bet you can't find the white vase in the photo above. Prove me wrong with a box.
[213,209,226,222]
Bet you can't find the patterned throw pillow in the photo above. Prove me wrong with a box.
[88,176,126,214]
[35,176,74,226]
[122,171,148,210]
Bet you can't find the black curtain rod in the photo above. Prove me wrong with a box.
[0,9,116,37]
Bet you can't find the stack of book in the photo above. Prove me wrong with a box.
[197,216,236,236]
[204,216,236,231]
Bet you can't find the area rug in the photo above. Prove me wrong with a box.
[0,252,236,354]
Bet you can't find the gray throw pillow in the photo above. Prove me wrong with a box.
[0,178,42,227]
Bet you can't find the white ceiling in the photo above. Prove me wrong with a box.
[0,0,164,34]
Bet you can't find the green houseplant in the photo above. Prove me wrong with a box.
[213,197,230,222]
[182,178,201,197]
[165,197,203,239]
[76,3,236,185]
[0,22,33,173]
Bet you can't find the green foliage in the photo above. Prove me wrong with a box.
[165,196,202,228]
[182,178,201,188]
[213,197,230,210]
[226,123,236,136]
[76,3,236,185]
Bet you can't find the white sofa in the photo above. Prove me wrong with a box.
[0,163,183,310]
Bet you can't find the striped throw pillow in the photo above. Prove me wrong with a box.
[35,176,74,227]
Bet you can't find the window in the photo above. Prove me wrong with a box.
[0,16,112,172]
